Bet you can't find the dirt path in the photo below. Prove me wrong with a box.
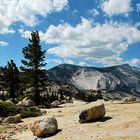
[1,100,140,140]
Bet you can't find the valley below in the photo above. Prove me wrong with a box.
[1,100,140,140]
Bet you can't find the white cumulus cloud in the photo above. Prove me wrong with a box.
[40,18,140,66]
[102,0,133,16]
[19,18,140,66]
[0,0,68,34]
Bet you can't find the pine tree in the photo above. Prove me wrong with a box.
[2,59,20,101]
[20,31,47,105]
[60,93,64,101]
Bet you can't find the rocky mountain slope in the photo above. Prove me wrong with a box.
[47,64,140,98]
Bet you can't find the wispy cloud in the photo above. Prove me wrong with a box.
[0,41,9,46]
[88,8,99,16]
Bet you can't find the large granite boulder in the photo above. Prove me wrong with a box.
[2,114,21,123]
[29,117,58,137]
[79,103,106,123]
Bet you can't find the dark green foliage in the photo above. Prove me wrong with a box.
[16,94,27,102]
[96,89,103,99]
[59,93,64,101]
[58,89,64,101]
[49,93,59,102]
[19,106,42,118]
[0,100,42,118]
[43,101,51,108]
[0,93,5,101]
[0,100,17,117]
[75,89,103,102]
[2,60,20,101]
[68,94,72,102]
[20,31,47,105]
[41,92,59,108]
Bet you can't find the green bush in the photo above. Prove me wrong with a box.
[0,100,42,118]
[0,100,17,117]
[19,106,42,118]
[16,94,26,102]
[43,101,51,108]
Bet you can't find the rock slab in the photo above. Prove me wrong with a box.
[29,117,58,137]
[123,96,136,102]
[2,114,21,123]
[79,103,106,123]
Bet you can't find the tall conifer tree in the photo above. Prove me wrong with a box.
[3,59,20,101]
[20,31,46,105]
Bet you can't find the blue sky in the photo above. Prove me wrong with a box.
[0,0,140,69]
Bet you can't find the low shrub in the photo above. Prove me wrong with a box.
[0,100,42,118]
[0,100,17,117]
[43,101,51,108]
[19,106,42,118]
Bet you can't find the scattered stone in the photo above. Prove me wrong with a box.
[17,101,22,106]
[69,99,73,103]
[2,114,21,124]
[79,103,106,123]
[17,97,35,107]
[51,100,60,108]
[60,100,67,104]
[29,117,58,137]
[123,96,136,103]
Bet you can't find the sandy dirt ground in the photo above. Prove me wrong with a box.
[1,100,140,140]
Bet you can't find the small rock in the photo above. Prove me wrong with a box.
[51,100,60,108]
[17,97,35,107]
[60,100,67,104]
[17,101,22,106]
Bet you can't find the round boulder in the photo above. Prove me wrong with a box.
[29,117,58,137]
[51,100,60,108]
[79,103,106,123]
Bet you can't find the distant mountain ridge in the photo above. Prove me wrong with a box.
[47,63,140,98]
